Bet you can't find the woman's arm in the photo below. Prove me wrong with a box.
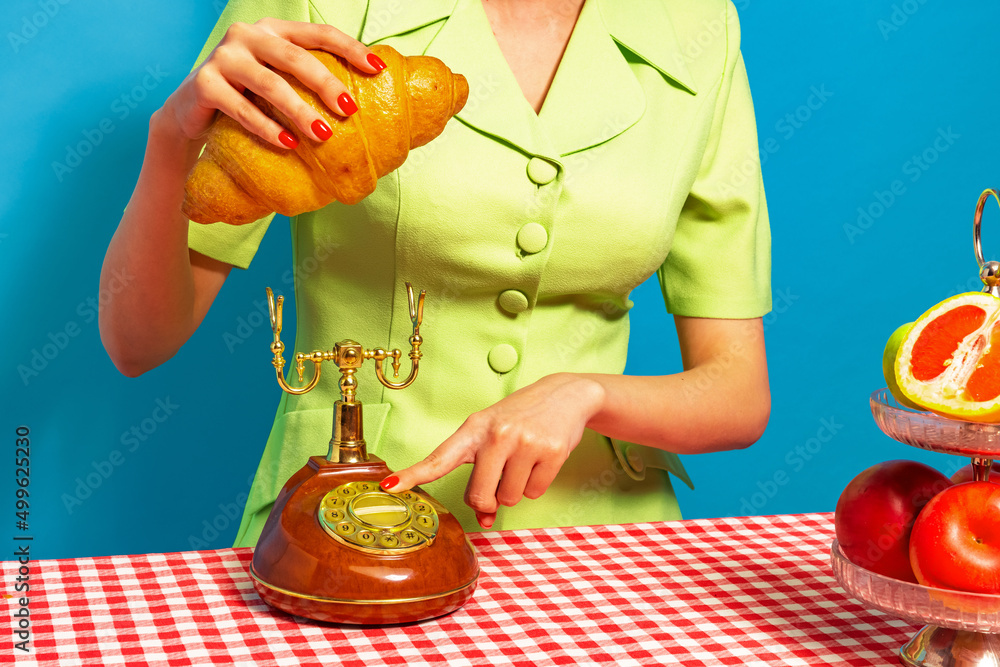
[586,316,769,454]
[383,315,769,527]
[99,19,383,376]
[99,112,232,377]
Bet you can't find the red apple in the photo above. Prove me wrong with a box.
[909,482,1000,593]
[835,460,952,582]
[950,462,1000,484]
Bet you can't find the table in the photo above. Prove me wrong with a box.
[0,513,918,666]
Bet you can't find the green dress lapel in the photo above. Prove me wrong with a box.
[359,0,698,159]
[422,0,651,159]
[536,0,645,157]
[421,0,554,157]
[597,0,698,95]
[360,0,455,44]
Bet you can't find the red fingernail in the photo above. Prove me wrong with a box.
[338,92,358,116]
[367,53,386,72]
[311,119,332,141]
[478,515,494,529]
[380,476,399,490]
[278,131,298,148]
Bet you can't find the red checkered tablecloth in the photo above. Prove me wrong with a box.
[1,513,918,665]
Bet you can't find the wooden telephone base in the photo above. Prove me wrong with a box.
[250,454,480,625]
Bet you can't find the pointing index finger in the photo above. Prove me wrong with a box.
[380,431,477,493]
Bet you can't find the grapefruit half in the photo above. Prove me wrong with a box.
[895,292,1000,422]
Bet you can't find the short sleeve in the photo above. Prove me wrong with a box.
[188,215,276,270]
[184,0,367,269]
[658,2,771,319]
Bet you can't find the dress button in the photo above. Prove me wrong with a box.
[516,223,548,254]
[526,157,558,185]
[487,344,518,373]
[498,290,529,314]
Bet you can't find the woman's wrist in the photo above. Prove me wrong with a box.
[148,105,206,166]
[549,372,607,425]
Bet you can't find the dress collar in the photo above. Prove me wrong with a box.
[360,0,698,158]
[596,0,698,95]
[360,0,456,46]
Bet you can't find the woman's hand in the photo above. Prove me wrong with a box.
[160,18,385,149]
[104,19,386,375]
[381,373,606,529]
[379,317,769,529]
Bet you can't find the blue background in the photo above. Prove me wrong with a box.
[2,0,998,559]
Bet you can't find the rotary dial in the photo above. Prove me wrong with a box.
[318,481,440,554]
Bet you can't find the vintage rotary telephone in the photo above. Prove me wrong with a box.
[248,283,480,624]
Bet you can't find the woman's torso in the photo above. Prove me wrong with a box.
[197,0,765,546]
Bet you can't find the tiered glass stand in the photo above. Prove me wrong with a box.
[831,389,1000,666]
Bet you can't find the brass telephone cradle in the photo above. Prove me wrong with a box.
[249,283,480,625]
[266,282,425,463]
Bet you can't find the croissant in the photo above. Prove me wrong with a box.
[182,45,469,225]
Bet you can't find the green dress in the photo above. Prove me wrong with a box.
[188,0,772,547]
